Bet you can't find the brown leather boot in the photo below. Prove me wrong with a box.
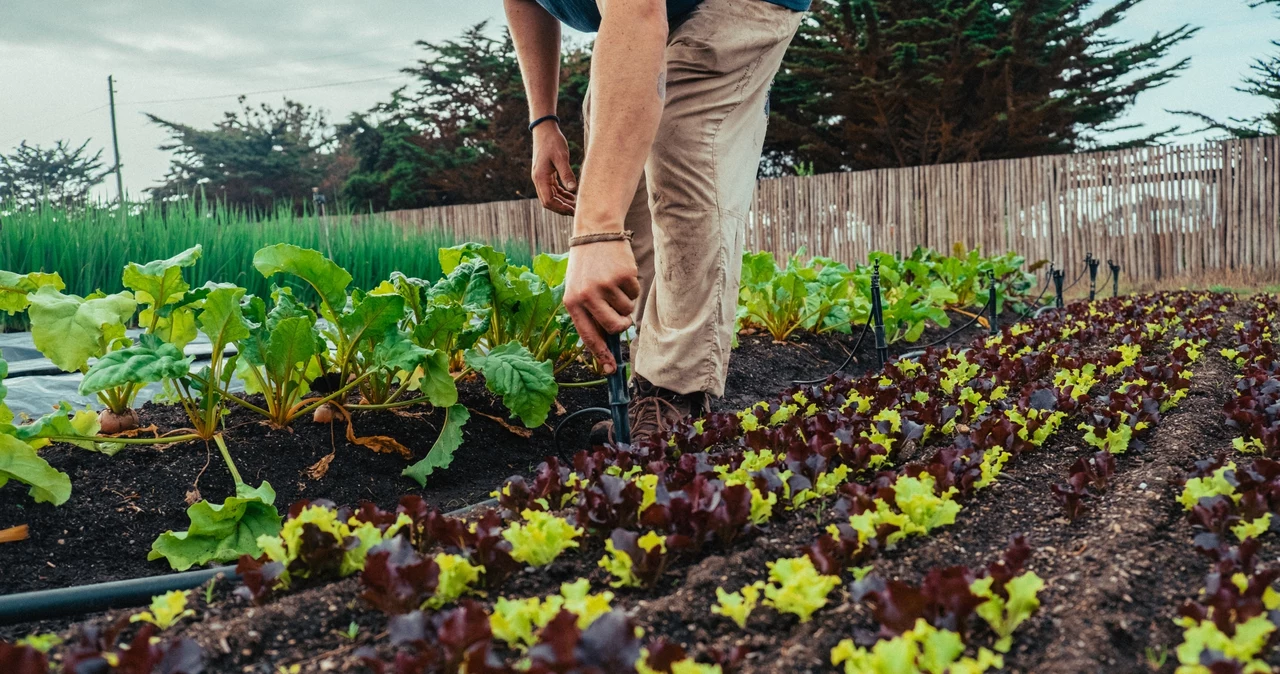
[589,376,710,446]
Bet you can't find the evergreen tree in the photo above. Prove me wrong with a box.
[146,97,339,210]
[340,23,589,211]
[1174,0,1280,138]
[0,140,106,206]
[763,0,1197,174]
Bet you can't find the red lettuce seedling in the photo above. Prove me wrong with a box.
[0,642,48,674]
[62,620,204,674]
[1050,473,1090,521]
[362,536,441,615]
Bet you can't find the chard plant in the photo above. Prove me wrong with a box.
[251,244,469,482]
[16,246,205,433]
[738,250,868,342]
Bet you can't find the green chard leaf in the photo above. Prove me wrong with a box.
[148,481,283,571]
[0,270,65,315]
[402,404,470,486]
[80,334,193,395]
[197,285,251,351]
[0,433,72,505]
[252,244,352,316]
[531,253,568,287]
[26,286,137,372]
[464,342,557,428]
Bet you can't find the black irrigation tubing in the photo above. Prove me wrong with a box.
[1014,273,1055,321]
[0,497,499,627]
[915,294,995,351]
[791,311,875,385]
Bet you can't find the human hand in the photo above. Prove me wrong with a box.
[563,240,640,373]
[531,123,577,215]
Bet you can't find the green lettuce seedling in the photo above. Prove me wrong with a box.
[831,618,1002,674]
[490,579,613,649]
[712,582,763,629]
[762,556,841,622]
[1173,616,1274,673]
[130,590,195,630]
[426,553,485,609]
[503,509,583,567]
[970,571,1045,652]
[1178,462,1238,510]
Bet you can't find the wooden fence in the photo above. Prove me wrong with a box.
[365,136,1280,281]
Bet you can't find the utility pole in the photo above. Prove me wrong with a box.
[107,75,125,225]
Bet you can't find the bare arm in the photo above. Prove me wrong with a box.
[559,0,667,372]
[573,0,667,236]
[505,0,578,214]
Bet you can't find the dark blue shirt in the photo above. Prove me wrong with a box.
[535,0,808,33]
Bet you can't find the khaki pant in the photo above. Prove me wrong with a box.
[583,0,803,397]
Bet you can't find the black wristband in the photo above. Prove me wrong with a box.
[528,114,560,132]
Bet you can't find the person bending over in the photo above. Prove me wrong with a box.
[504,0,806,443]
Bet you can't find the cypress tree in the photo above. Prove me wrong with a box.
[764,0,1197,173]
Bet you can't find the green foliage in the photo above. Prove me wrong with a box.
[970,572,1046,653]
[0,270,63,315]
[738,251,867,341]
[0,139,106,206]
[712,582,763,629]
[465,342,557,428]
[1173,616,1275,673]
[501,509,583,567]
[766,0,1197,173]
[0,433,72,506]
[762,556,841,622]
[123,244,204,350]
[598,531,666,588]
[426,553,484,609]
[490,579,614,650]
[25,285,135,372]
[253,501,404,586]
[79,334,193,398]
[148,481,283,571]
[130,591,196,630]
[235,287,326,427]
[402,404,470,486]
[1,197,514,332]
[831,619,1002,674]
[146,98,339,211]
[339,24,590,210]
[1179,462,1239,510]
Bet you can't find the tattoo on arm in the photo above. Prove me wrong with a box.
[657,70,667,101]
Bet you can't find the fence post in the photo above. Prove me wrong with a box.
[871,260,889,368]
[1053,269,1065,309]
[1086,254,1100,301]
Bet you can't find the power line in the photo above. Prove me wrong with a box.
[118,74,412,106]
[162,45,412,78]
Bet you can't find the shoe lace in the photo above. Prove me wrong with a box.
[631,394,686,439]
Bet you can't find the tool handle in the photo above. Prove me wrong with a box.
[605,333,631,444]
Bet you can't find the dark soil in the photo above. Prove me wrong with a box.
[0,310,1009,600]
[0,308,1077,666]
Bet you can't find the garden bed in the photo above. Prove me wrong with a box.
[0,318,1005,602]
[6,294,1264,674]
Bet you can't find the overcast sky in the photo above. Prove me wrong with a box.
[1,0,1276,201]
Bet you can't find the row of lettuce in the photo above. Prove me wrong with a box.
[1167,294,1280,672]
[1,289,1216,672]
